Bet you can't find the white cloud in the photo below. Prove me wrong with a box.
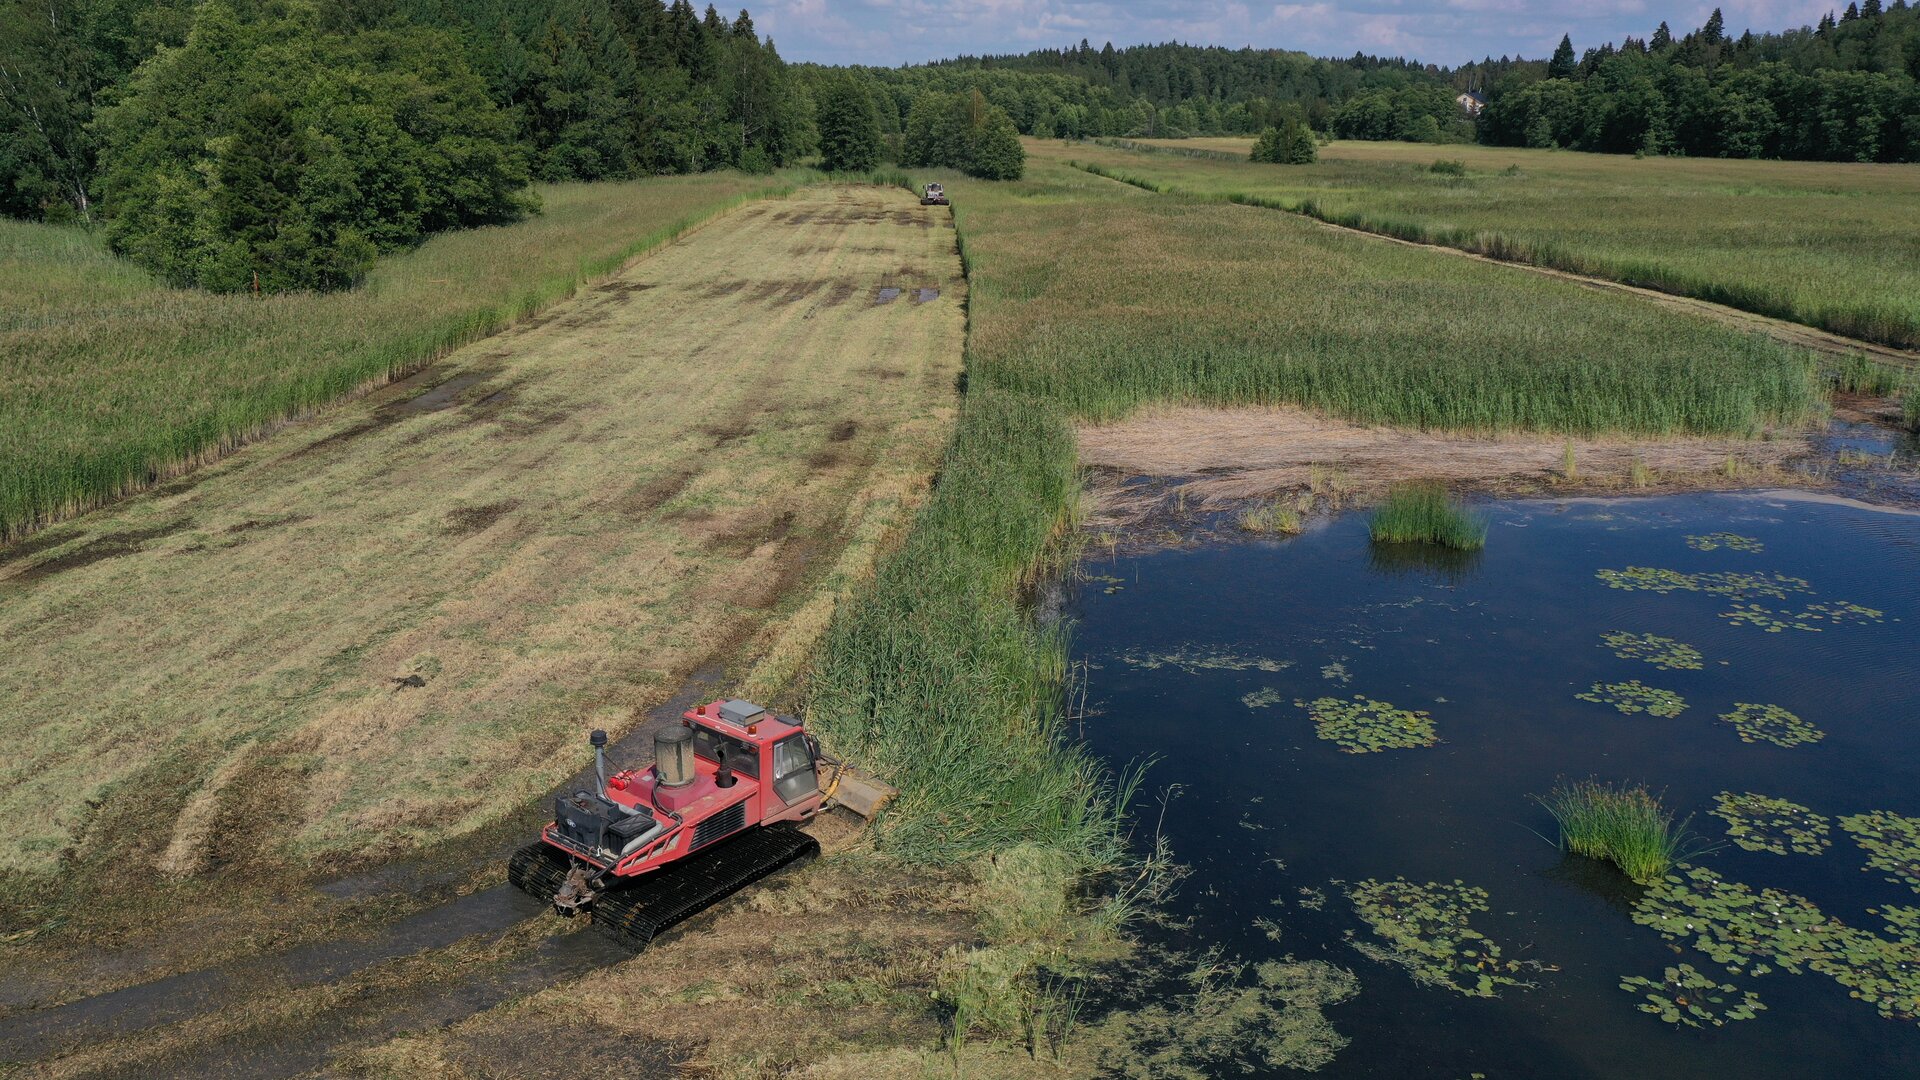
[766,0,1807,66]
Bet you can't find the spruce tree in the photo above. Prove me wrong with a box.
[1548,34,1577,79]
[214,92,310,290]
[967,105,1024,179]
[1842,2,1858,19]
[1703,7,1725,43]
[814,76,880,172]
[1861,0,1880,14]
[1651,21,1673,49]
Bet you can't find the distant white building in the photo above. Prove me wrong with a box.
[1456,91,1486,117]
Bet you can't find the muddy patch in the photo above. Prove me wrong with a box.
[701,280,748,300]
[702,508,799,559]
[829,420,859,443]
[823,280,858,307]
[0,520,197,585]
[223,514,312,536]
[874,287,902,305]
[617,470,698,519]
[0,528,82,566]
[702,419,759,449]
[388,369,503,414]
[446,1017,684,1079]
[782,279,827,304]
[442,500,520,536]
[913,287,941,303]
[593,280,657,296]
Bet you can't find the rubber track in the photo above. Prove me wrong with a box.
[589,825,818,950]
[508,841,573,901]
[506,827,819,951]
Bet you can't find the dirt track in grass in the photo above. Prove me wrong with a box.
[0,184,964,1047]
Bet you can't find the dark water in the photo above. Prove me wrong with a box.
[1070,492,1920,1079]
[1815,419,1920,507]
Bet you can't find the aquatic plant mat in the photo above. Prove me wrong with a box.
[1341,878,1546,997]
[1072,490,1920,1076]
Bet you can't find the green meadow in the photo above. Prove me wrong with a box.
[1056,137,1920,350]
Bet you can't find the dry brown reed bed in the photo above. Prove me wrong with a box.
[1077,404,1811,530]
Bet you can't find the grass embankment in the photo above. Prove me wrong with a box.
[0,173,793,541]
[1060,137,1920,350]
[0,186,964,898]
[1369,484,1487,550]
[1539,780,1695,884]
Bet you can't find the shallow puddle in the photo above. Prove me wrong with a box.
[1071,492,1920,1078]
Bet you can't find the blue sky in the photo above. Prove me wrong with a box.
[757,0,1834,68]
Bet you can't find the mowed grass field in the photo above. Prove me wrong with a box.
[1065,137,1920,349]
[0,186,963,885]
[1,174,789,541]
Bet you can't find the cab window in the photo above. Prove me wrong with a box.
[771,735,818,805]
[691,726,759,778]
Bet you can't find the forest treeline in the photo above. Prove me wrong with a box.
[1480,4,1920,160]
[910,6,1920,161]
[4,0,1917,291]
[0,0,815,289]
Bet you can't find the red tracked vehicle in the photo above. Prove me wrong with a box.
[509,699,827,949]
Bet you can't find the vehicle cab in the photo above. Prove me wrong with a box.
[540,699,823,878]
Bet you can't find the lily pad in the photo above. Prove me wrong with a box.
[1596,566,1811,600]
[1723,600,1884,633]
[1577,680,1687,717]
[1295,695,1437,753]
[1841,812,1920,895]
[1121,646,1293,675]
[1633,865,1920,1025]
[1600,631,1704,671]
[1686,532,1765,553]
[1242,687,1285,709]
[1718,703,1824,748]
[1342,878,1543,998]
[1711,792,1831,855]
[1620,963,1765,1027]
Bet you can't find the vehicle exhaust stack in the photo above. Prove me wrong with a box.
[590,729,609,792]
[655,725,695,787]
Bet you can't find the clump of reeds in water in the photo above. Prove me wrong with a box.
[1538,780,1691,884]
[1368,483,1486,551]
[1237,500,1303,534]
